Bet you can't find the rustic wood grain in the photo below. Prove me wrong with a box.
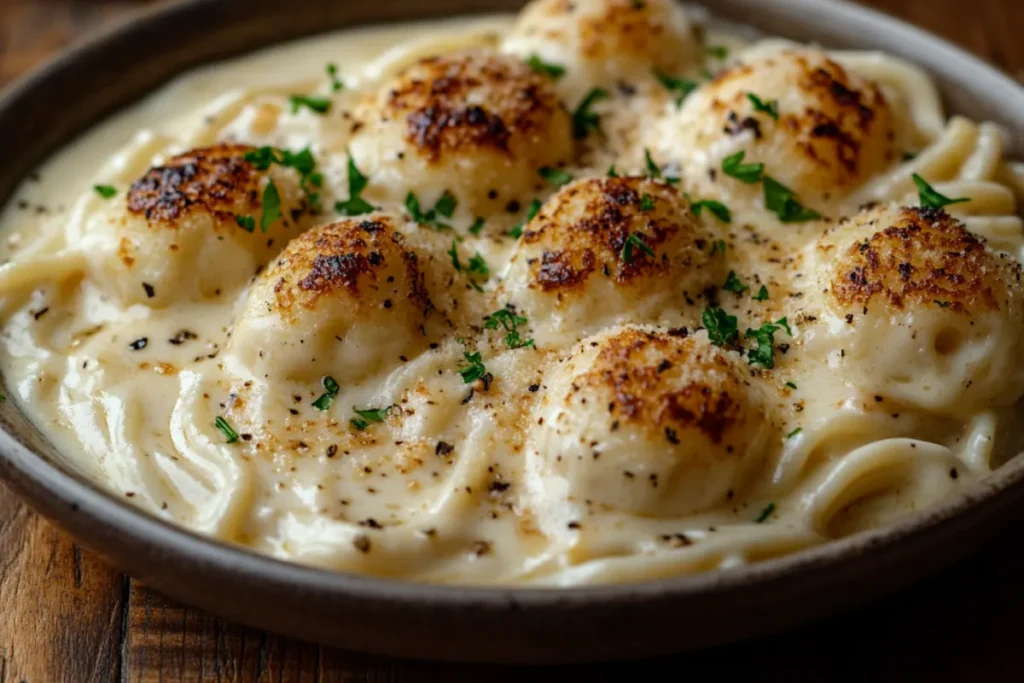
[1,1,1023,681]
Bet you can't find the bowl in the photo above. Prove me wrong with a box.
[0,0,1022,664]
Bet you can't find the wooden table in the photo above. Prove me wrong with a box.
[1,1,1023,680]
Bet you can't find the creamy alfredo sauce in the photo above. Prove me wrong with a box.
[1,3,1022,586]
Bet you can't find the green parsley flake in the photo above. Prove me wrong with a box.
[434,190,458,218]
[459,351,488,383]
[260,180,281,233]
[755,502,776,523]
[706,45,729,60]
[311,375,340,411]
[912,173,969,209]
[326,63,344,92]
[722,270,748,294]
[607,165,619,178]
[785,381,797,389]
[744,321,780,368]
[289,94,331,115]
[243,146,322,213]
[235,215,256,232]
[711,239,727,255]
[94,185,117,199]
[526,54,566,79]
[653,67,698,107]
[640,193,656,211]
[643,148,681,185]
[573,88,609,139]
[702,306,738,346]
[406,191,457,229]
[621,233,655,264]
[484,306,534,349]
[786,427,803,439]
[214,416,239,444]
[763,176,820,223]
[508,198,542,238]
[686,193,732,223]
[448,240,462,271]
[467,253,489,278]
[753,285,769,301]
[721,150,764,184]
[538,167,573,187]
[350,406,389,431]
[747,92,780,120]
[775,316,793,336]
[468,217,485,235]
[335,156,376,216]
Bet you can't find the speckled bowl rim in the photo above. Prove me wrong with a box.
[0,0,1023,663]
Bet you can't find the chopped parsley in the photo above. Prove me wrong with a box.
[526,54,566,79]
[468,217,485,235]
[763,176,820,223]
[235,215,256,232]
[538,166,573,187]
[259,180,281,233]
[721,150,764,184]
[243,146,323,213]
[573,87,609,139]
[722,270,748,294]
[351,406,389,431]
[912,173,969,209]
[785,381,797,390]
[406,190,457,229]
[643,148,680,184]
[711,239,727,255]
[686,193,732,223]
[747,92,779,120]
[484,306,534,349]
[93,184,117,199]
[335,156,376,216]
[326,63,344,92]
[459,350,488,383]
[744,321,781,368]
[467,253,489,278]
[621,232,655,264]
[702,306,738,346]
[753,284,770,301]
[214,416,239,444]
[755,502,776,523]
[507,198,542,238]
[289,94,332,115]
[311,375,340,411]
[448,240,462,271]
[775,316,792,336]
[786,427,803,439]
[639,193,656,211]
[653,67,698,107]
[607,165,619,178]
[706,45,729,60]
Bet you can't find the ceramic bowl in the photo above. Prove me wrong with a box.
[0,0,1022,663]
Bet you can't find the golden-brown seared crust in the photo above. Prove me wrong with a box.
[575,328,745,447]
[382,52,563,162]
[827,207,1018,313]
[710,50,896,189]
[523,177,698,293]
[265,218,431,321]
[127,144,262,225]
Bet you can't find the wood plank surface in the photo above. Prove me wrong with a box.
[2,1,1024,681]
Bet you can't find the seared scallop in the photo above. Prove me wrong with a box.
[225,216,433,385]
[525,326,775,523]
[80,144,309,307]
[500,176,720,346]
[347,50,574,216]
[646,47,899,215]
[502,0,700,105]
[804,204,1024,415]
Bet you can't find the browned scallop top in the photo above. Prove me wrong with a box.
[522,177,702,293]
[827,207,1019,313]
[712,51,896,185]
[127,144,265,225]
[573,328,749,447]
[381,51,564,162]
[263,217,431,320]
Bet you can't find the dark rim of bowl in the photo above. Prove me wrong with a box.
[0,0,1023,611]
